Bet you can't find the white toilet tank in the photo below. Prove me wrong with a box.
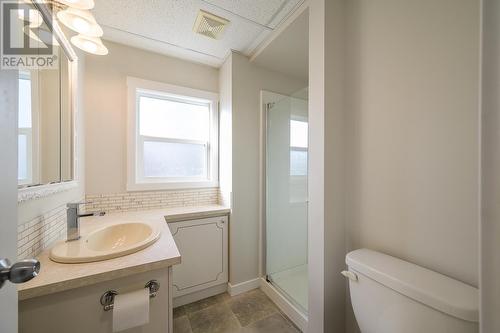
[344,249,478,333]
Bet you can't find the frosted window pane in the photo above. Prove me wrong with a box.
[18,78,32,128]
[290,149,307,176]
[143,141,206,178]
[18,134,28,180]
[139,96,210,141]
[290,120,308,148]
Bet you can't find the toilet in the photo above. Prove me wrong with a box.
[343,249,479,333]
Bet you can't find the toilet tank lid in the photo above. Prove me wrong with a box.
[346,249,478,323]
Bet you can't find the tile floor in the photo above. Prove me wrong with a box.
[173,289,301,333]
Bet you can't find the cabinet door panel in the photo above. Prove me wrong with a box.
[169,216,228,297]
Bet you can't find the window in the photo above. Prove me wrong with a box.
[18,71,33,185]
[127,78,218,190]
[290,119,308,176]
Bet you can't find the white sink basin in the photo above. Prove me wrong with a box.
[50,222,161,263]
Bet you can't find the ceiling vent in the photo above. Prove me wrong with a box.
[193,10,230,40]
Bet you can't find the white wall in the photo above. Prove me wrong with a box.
[84,41,219,195]
[18,53,86,225]
[480,0,500,331]
[224,52,306,285]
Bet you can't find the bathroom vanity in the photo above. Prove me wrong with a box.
[18,205,229,333]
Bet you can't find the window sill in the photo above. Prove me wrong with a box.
[126,180,219,192]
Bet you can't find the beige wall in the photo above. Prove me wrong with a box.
[227,52,306,285]
[39,68,61,183]
[84,41,219,195]
[345,0,480,288]
[218,54,232,207]
[480,0,500,331]
[308,0,348,331]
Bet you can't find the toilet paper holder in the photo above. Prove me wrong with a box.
[100,280,160,311]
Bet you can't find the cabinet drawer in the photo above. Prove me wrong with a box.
[168,215,228,297]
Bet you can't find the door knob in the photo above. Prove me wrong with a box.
[0,258,40,289]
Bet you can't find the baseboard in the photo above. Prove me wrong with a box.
[227,278,261,296]
[173,283,228,307]
[259,277,308,332]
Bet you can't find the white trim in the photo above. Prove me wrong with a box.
[259,278,308,332]
[18,181,78,203]
[127,77,218,102]
[127,77,219,191]
[173,283,228,308]
[227,278,261,296]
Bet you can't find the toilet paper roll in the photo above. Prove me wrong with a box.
[112,288,150,332]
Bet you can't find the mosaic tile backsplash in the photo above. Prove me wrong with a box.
[17,187,221,259]
[18,204,67,260]
[84,188,220,213]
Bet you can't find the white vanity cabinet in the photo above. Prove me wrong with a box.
[168,215,228,303]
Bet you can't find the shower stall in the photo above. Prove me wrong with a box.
[263,89,308,315]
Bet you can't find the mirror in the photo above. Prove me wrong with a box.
[17,9,75,188]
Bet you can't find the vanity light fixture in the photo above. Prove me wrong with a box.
[57,7,103,37]
[24,24,60,46]
[70,34,108,55]
[55,0,95,10]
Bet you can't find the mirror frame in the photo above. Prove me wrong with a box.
[18,0,79,203]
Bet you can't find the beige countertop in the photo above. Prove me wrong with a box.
[18,205,230,301]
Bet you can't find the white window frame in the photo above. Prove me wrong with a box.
[289,117,308,177]
[127,77,219,191]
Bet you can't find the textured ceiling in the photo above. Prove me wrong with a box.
[92,0,303,67]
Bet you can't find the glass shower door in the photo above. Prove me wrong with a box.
[266,91,308,313]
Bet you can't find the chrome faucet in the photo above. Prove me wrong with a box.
[66,202,105,241]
